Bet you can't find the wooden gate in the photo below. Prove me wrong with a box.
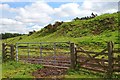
[16,42,72,69]
[76,41,120,78]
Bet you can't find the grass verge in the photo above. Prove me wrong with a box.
[2,61,43,78]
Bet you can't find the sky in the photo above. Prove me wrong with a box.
[0,0,119,34]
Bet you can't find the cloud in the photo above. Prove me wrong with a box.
[82,0,118,14]
[0,18,23,24]
[0,1,118,34]
[0,18,27,33]
[0,2,54,33]
[0,4,17,18]
[15,2,54,25]
[30,24,43,31]
[54,3,81,17]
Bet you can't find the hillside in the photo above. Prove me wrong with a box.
[3,12,119,49]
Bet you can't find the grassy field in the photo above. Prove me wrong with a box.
[2,12,120,79]
[2,61,43,78]
[2,61,120,79]
[2,61,105,79]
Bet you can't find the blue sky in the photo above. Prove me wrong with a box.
[0,1,118,33]
[2,2,83,8]
[2,2,32,8]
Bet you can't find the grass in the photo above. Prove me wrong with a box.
[1,12,120,79]
[65,69,103,78]
[2,61,43,78]
[3,30,119,50]
[64,68,120,79]
[2,61,120,79]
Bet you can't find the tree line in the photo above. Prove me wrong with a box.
[1,33,25,39]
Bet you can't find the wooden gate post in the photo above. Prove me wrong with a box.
[107,41,114,78]
[16,43,18,62]
[2,43,6,61]
[70,43,77,69]
[10,44,14,60]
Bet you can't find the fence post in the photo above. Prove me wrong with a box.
[16,43,18,62]
[2,43,6,61]
[107,41,114,78]
[70,43,77,69]
[27,43,30,60]
[53,42,56,63]
[40,43,42,58]
[10,44,14,60]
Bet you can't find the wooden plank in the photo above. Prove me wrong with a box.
[113,69,120,72]
[39,52,70,54]
[37,62,71,66]
[26,58,71,63]
[80,48,107,66]
[78,61,108,68]
[77,50,108,55]
[43,65,69,69]
[77,56,108,62]
[113,55,120,61]
[6,44,12,47]
[113,50,120,53]
[113,64,120,67]
[80,66,106,73]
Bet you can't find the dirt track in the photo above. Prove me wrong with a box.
[19,55,70,78]
[19,55,120,78]
[32,67,67,78]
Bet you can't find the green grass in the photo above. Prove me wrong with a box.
[65,69,103,78]
[3,12,119,50]
[64,68,120,79]
[3,30,119,50]
[2,61,43,78]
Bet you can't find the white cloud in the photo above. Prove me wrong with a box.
[54,3,81,17]
[0,4,17,18]
[0,18,27,33]
[0,18,23,24]
[0,2,54,33]
[30,24,43,31]
[82,0,118,14]
[15,2,54,24]
[0,1,118,34]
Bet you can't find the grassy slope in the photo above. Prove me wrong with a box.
[3,12,119,49]
[2,61,43,78]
